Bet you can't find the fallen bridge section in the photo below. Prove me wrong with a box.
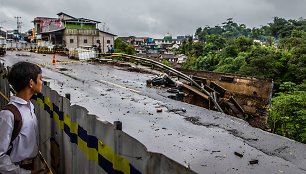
[176,68,273,129]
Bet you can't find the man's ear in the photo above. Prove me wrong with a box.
[29,79,34,88]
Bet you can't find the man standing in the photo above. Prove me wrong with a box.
[97,42,102,58]
[0,62,44,174]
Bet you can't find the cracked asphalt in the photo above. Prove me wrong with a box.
[1,51,306,174]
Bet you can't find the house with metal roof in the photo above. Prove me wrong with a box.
[33,12,116,52]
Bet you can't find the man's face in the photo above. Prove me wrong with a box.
[31,73,43,94]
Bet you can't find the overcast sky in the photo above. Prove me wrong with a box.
[0,0,305,38]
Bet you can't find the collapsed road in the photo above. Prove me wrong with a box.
[1,51,306,174]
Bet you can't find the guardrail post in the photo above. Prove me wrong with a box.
[43,81,50,86]
[65,93,71,100]
[114,121,122,168]
[114,121,122,131]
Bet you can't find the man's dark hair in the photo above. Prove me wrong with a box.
[8,61,42,92]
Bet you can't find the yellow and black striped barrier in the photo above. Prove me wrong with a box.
[36,60,89,67]
[32,93,141,174]
[3,47,111,55]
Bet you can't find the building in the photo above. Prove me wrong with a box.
[119,33,186,54]
[33,12,116,52]
[119,36,154,53]
[175,54,187,64]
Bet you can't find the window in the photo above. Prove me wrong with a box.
[97,40,100,44]
[36,24,40,34]
[84,39,87,43]
[70,39,74,43]
[107,40,111,44]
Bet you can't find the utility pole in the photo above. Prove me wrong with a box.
[15,16,21,40]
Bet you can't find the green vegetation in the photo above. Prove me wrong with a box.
[161,59,171,66]
[268,82,306,143]
[179,17,306,143]
[114,38,136,55]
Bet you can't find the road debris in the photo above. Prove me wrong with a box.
[249,160,259,165]
[147,74,176,87]
[234,152,244,158]
[168,108,187,113]
[156,108,163,113]
[16,53,31,56]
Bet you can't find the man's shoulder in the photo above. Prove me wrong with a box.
[0,109,14,124]
[10,96,27,105]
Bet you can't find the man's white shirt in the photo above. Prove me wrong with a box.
[0,96,38,174]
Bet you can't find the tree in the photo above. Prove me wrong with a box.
[205,34,226,51]
[268,17,291,38]
[234,36,253,52]
[178,36,193,55]
[191,42,204,57]
[195,27,202,39]
[251,27,262,39]
[238,46,283,79]
[285,44,306,83]
[214,52,247,73]
[268,82,306,143]
[196,53,220,71]
[114,38,136,55]
[182,55,198,69]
